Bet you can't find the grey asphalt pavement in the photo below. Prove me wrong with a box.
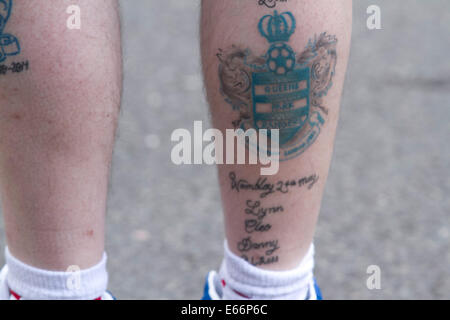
[0,0,449,299]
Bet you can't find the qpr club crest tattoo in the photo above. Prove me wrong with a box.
[217,10,337,160]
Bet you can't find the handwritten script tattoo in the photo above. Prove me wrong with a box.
[238,197,284,265]
[238,200,282,265]
[217,10,337,160]
[244,200,283,234]
[0,60,28,75]
[237,198,285,265]
[234,173,316,266]
[229,171,319,198]
[238,237,280,266]
[258,0,288,8]
[245,200,283,219]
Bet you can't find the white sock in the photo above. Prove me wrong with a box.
[219,241,315,300]
[5,247,108,300]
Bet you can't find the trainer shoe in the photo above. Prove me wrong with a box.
[202,270,322,300]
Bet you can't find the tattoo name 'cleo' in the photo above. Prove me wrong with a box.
[217,10,337,160]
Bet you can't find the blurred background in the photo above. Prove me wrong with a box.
[1,0,449,299]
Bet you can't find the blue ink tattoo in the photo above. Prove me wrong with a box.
[217,10,337,160]
[0,0,20,63]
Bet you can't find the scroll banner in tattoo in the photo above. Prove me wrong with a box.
[0,0,20,63]
[218,10,337,161]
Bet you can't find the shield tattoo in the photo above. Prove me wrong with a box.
[252,67,310,146]
[217,10,337,160]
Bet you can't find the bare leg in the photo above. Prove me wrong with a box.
[0,0,121,271]
[201,0,352,275]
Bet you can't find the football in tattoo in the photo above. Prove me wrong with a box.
[217,10,337,160]
[0,0,20,62]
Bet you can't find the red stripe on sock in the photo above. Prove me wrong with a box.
[221,278,250,299]
[9,289,21,300]
[10,289,102,300]
[233,289,250,299]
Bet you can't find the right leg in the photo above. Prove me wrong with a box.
[0,0,121,299]
[201,0,352,299]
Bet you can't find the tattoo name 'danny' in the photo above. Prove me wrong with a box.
[231,170,318,266]
[239,200,283,266]
[217,10,337,161]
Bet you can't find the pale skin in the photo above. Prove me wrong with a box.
[201,0,352,271]
[0,0,122,270]
[0,0,349,278]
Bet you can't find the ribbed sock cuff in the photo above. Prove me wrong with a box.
[5,247,108,300]
[220,241,314,300]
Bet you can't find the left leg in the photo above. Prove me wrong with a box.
[0,0,122,299]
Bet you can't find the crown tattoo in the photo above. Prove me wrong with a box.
[258,10,296,43]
